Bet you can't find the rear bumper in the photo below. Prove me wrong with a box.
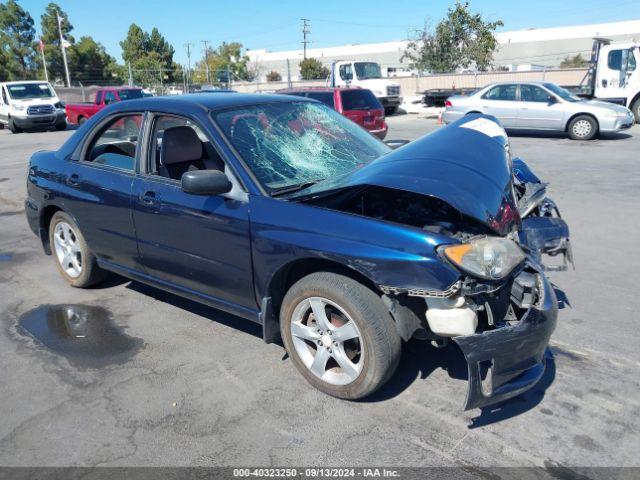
[369,124,388,140]
[442,110,464,124]
[12,111,66,129]
[453,269,557,410]
[378,96,402,108]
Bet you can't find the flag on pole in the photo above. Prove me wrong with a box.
[61,38,71,49]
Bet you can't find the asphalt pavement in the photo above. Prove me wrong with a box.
[0,116,639,471]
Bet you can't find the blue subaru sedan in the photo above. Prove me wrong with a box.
[25,93,571,410]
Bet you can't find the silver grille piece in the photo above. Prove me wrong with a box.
[27,105,55,115]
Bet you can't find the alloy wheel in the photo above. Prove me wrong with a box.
[53,222,82,278]
[290,296,364,385]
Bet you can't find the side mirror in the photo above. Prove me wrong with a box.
[384,139,410,149]
[548,96,558,105]
[181,170,232,196]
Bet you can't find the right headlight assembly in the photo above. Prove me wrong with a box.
[439,237,525,280]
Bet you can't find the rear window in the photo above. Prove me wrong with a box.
[305,92,335,108]
[340,90,381,111]
[118,89,144,101]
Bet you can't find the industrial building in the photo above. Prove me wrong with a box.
[246,19,640,82]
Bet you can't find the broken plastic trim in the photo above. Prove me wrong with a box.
[380,280,461,298]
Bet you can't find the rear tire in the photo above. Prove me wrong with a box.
[631,98,640,124]
[78,116,86,126]
[49,211,106,288]
[280,272,401,400]
[568,115,597,140]
[54,121,66,131]
[385,106,398,116]
[0,122,5,130]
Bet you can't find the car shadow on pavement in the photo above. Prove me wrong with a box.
[125,280,263,339]
[505,129,632,141]
[365,339,556,427]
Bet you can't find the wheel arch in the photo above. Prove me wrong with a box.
[565,112,599,132]
[261,258,382,343]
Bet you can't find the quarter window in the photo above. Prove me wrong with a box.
[483,85,517,101]
[305,91,335,108]
[608,50,623,70]
[85,114,143,171]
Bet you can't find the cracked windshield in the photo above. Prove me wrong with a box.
[214,102,389,194]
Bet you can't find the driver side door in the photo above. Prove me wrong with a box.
[517,84,564,130]
[132,113,256,313]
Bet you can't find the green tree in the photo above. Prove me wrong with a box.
[68,36,124,85]
[40,2,74,82]
[0,0,36,79]
[120,23,177,86]
[266,70,282,82]
[560,54,588,69]
[194,41,254,84]
[299,57,329,80]
[403,2,503,73]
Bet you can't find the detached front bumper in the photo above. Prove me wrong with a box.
[453,269,557,410]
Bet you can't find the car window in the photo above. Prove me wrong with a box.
[305,92,335,108]
[118,89,144,101]
[483,85,517,101]
[339,64,353,81]
[6,83,54,100]
[104,91,117,104]
[213,101,389,193]
[340,89,381,110]
[149,115,226,181]
[520,85,551,103]
[1,87,7,104]
[608,50,622,70]
[85,114,143,171]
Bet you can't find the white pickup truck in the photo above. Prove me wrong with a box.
[330,61,402,115]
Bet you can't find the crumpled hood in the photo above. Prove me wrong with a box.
[298,114,521,235]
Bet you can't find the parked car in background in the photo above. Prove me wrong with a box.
[65,87,144,126]
[25,92,570,410]
[443,81,634,140]
[279,87,388,139]
[0,81,66,133]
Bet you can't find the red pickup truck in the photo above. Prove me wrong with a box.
[65,87,145,125]
[278,86,388,139]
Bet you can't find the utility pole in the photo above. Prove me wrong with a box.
[38,39,48,83]
[286,58,292,88]
[184,42,193,92]
[128,63,133,87]
[301,18,310,59]
[201,40,210,84]
[56,12,71,87]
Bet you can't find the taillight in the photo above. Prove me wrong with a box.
[444,100,452,108]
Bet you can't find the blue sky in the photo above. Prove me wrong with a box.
[18,0,638,64]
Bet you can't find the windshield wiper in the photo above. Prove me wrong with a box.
[271,181,319,197]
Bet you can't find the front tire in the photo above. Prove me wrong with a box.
[54,121,67,131]
[8,118,21,133]
[280,272,401,399]
[568,115,597,140]
[49,211,106,288]
[631,98,640,124]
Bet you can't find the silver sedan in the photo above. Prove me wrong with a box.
[442,81,635,140]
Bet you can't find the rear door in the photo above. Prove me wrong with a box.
[131,113,255,311]
[62,112,144,271]
[517,84,564,129]
[478,84,519,128]
[0,86,8,125]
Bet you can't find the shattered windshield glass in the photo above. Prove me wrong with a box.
[214,101,389,193]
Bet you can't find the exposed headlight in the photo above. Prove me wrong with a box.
[13,103,26,111]
[439,237,525,280]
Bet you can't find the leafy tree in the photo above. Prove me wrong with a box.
[40,2,74,82]
[266,70,282,82]
[120,23,177,86]
[299,58,329,80]
[403,2,503,73]
[560,54,588,69]
[68,36,124,85]
[0,0,36,79]
[194,42,254,84]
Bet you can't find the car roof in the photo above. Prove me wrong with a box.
[1,80,52,85]
[115,92,314,112]
[279,86,363,93]
[485,81,551,87]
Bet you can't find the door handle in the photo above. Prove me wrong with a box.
[66,174,80,186]
[139,191,157,205]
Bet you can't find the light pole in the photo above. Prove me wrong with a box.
[56,12,71,87]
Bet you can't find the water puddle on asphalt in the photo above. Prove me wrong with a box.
[18,304,143,368]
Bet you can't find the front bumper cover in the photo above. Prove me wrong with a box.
[453,269,557,410]
[12,111,66,128]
